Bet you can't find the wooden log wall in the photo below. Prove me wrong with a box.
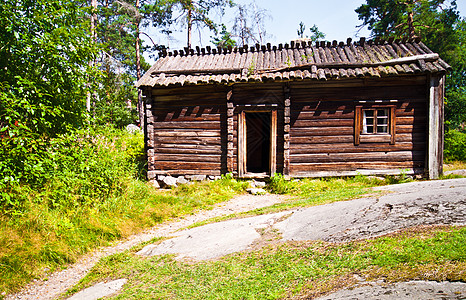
[145,75,431,179]
[289,76,428,177]
[146,85,227,178]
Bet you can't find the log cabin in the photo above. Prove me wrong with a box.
[137,37,450,182]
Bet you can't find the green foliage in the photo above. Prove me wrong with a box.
[0,127,143,213]
[268,174,384,198]
[444,19,466,129]
[444,129,466,162]
[296,22,326,41]
[384,169,413,184]
[0,0,98,137]
[211,24,237,47]
[268,174,298,194]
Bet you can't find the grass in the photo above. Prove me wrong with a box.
[444,160,466,171]
[0,176,248,296]
[66,225,466,300]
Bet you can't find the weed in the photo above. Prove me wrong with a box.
[385,169,413,184]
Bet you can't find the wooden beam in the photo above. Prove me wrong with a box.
[390,106,396,145]
[238,111,246,177]
[227,89,234,173]
[144,87,155,180]
[270,110,277,175]
[283,85,291,176]
[427,75,444,179]
[354,106,362,146]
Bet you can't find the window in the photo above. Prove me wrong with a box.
[355,104,396,145]
[362,108,389,134]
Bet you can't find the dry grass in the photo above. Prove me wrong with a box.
[444,161,466,171]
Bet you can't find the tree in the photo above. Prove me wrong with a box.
[296,22,326,41]
[169,0,234,49]
[211,24,236,47]
[0,0,97,137]
[231,3,271,47]
[356,0,458,40]
[355,0,466,129]
[91,0,173,127]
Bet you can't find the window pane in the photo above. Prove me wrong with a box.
[377,125,388,133]
[364,110,374,117]
[377,109,388,117]
[366,125,374,133]
[378,117,388,125]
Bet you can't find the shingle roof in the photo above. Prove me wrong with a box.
[137,37,451,88]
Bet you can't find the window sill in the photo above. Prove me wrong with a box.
[359,134,392,143]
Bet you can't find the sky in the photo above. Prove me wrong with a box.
[143,0,466,64]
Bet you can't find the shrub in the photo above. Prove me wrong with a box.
[0,127,145,214]
[444,129,466,162]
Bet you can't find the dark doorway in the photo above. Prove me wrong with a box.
[246,112,271,173]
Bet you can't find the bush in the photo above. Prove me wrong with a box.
[444,129,466,162]
[0,127,145,214]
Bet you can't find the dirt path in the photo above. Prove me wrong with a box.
[6,194,289,300]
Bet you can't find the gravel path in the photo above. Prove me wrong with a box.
[6,193,288,300]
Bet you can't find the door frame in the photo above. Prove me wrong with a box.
[238,109,277,177]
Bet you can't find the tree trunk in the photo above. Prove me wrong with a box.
[407,10,415,39]
[87,0,97,113]
[135,0,144,127]
[187,7,192,49]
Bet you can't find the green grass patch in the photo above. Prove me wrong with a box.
[68,226,466,300]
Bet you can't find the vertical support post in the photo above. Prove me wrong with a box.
[226,89,234,173]
[270,110,277,175]
[427,76,444,179]
[144,88,156,181]
[238,111,246,177]
[354,106,362,146]
[283,85,291,176]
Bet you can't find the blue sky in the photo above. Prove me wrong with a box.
[143,0,466,64]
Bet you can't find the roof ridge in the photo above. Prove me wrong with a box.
[158,37,423,58]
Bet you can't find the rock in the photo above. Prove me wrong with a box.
[149,180,160,189]
[445,169,466,176]
[208,175,216,180]
[68,279,127,300]
[214,176,221,181]
[162,176,177,188]
[246,188,267,195]
[367,176,385,182]
[157,175,166,181]
[253,180,266,188]
[126,124,140,133]
[176,176,189,185]
[191,175,207,181]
